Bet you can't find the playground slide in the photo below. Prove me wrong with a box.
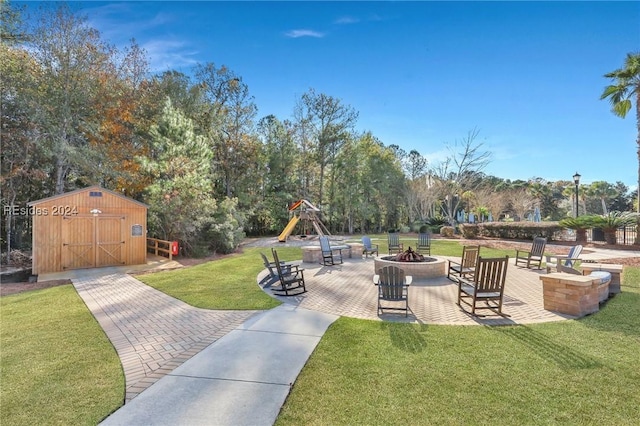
[278,216,300,242]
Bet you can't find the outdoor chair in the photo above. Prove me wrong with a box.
[447,245,480,281]
[515,237,547,269]
[416,232,431,255]
[374,265,412,317]
[362,236,379,258]
[271,249,306,296]
[319,235,343,266]
[545,244,583,273]
[260,252,291,279]
[387,232,404,255]
[457,256,509,316]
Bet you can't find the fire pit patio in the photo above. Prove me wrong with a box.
[374,247,446,280]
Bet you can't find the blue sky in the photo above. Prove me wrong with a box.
[24,1,640,189]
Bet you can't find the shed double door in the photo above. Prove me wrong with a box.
[62,215,125,270]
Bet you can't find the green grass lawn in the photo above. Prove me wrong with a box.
[135,246,302,310]
[2,240,638,425]
[277,267,640,425]
[1,285,124,426]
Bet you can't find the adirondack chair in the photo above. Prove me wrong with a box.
[447,245,480,281]
[416,232,431,255]
[362,236,379,258]
[545,244,583,273]
[457,256,509,316]
[515,237,547,269]
[374,265,412,317]
[387,232,404,255]
[319,235,343,266]
[271,249,306,296]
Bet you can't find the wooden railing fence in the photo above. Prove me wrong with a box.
[146,237,173,261]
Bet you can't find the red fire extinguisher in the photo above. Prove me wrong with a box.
[171,241,179,257]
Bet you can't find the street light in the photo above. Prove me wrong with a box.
[573,172,581,218]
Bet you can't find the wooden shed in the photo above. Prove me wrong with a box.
[28,186,148,275]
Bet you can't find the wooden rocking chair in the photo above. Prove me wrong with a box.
[319,235,343,266]
[271,249,306,296]
[515,237,547,269]
[457,256,509,316]
[387,232,404,255]
[416,232,431,255]
[447,245,480,281]
[260,252,290,279]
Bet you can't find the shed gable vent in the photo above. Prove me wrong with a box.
[89,191,103,197]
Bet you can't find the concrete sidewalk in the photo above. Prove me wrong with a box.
[100,304,338,426]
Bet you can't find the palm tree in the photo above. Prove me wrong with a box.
[600,52,640,214]
[587,181,618,215]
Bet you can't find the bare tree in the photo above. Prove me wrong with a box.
[432,128,491,224]
[474,188,506,220]
[407,174,439,221]
[508,188,536,220]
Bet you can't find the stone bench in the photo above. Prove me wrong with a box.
[539,272,611,317]
[302,242,364,264]
[579,263,623,295]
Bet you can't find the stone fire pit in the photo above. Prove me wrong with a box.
[374,247,446,280]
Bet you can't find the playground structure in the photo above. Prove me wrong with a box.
[278,199,331,242]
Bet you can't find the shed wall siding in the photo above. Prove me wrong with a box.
[31,188,147,274]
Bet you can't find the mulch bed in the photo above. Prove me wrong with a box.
[1,279,72,297]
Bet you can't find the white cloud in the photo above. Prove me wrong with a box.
[334,16,359,25]
[142,39,199,72]
[85,4,173,42]
[423,148,450,167]
[285,29,325,38]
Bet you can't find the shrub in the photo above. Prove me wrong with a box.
[425,216,448,234]
[419,224,430,234]
[478,222,560,240]
[426,216,448,227]
[441,226,455,237]
[558,216,593,243]
[588,212,639,245]
[588,211,638,230]
[459,223,479,239]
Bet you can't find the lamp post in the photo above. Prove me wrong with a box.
[573,172,581,218]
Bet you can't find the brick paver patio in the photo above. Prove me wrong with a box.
[260,256,574,326]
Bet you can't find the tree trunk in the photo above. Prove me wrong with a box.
[635,89,639,243]
[576,228,587,243]
[635,88,639,215]
[604,229,617,245]
[55,158,67,194]
[601,198,608,215]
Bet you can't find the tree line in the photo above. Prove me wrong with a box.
[1,2,636,255]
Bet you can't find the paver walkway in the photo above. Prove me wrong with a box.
[72,273,259,401]
[100,304,337,426]
[62,243,636,424]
